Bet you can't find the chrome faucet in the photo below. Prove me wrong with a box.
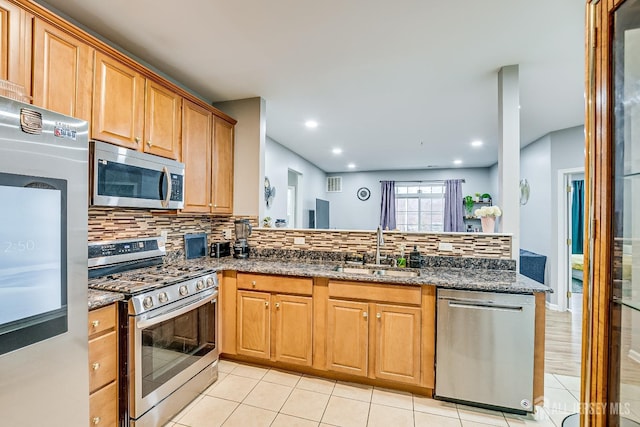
[375,226,384,265]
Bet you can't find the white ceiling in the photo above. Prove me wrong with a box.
[40,0,586,173]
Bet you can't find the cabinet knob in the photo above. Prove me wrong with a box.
[209,203,213,207]
[147,140,153,147]
[376,313,381,319]
[214,204,218,208]
[92,417,101,425]
[275,303,280,309]
[265,301,269,308]
[251,281,256,287]
[92,362,100,371]
[134,137,141,143]
[362,312,368,318]
[91,320,100,328]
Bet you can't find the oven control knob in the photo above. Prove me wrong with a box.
[142,296,153,309]
[179,285,188,296]
[206,277,214,287]
[196,280,205,290]
[158,292,168,304]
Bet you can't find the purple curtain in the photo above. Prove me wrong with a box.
[444,179,465,232]
[380,181,396,230]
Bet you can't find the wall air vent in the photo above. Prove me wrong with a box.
[326,176,342,193]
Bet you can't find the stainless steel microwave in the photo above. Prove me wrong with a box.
[90,141,185,209]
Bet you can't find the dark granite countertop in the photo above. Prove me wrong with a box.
[88,289,125,310]
[198,258,551,294]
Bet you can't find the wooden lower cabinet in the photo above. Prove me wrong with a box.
[88,304,118,427]
[374,303,421,385]
[236,289,313,366]
[326,299,369,377]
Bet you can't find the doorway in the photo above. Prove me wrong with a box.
[287,169,302,228]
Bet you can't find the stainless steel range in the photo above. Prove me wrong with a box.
[88,236,219,427]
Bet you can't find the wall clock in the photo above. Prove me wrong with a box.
[357,187,371,201]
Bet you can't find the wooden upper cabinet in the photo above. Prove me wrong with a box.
[0,0,32,97]
[92,51,144,150]
[144,80,181,160]
[182,100,212,213]
[32,19,93,122]
[212,117,234,214]
[374,303,421,385]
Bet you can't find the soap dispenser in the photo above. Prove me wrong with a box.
[409,245,421,268]
[397,245,407,268]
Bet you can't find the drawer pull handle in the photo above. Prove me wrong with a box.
[92,362,100,371]
[362,312,368,318]
[91,320,100,328]
[92,416,101,425]
[251,281,256,287]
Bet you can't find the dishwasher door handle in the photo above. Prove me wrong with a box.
[448,301,524,312]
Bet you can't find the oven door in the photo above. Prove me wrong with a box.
[129,290,218,419]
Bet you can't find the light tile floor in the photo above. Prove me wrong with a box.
[164,359,581,427]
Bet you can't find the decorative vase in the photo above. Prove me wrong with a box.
[480,216,495,233]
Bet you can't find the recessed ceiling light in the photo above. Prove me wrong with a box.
[347,163,356,169]
[332,148,342,155]
[305,120,318,129]
[471,140,483,147]
[453,159,463,165]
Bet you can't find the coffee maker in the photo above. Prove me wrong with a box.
[233,219,252,258]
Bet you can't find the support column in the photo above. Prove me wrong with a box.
[498,65,520,265]
[213,97,267,219]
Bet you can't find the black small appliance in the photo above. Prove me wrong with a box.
[210,241,231,258]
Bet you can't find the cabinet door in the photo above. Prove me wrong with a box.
[326,299,368,377]
[32,19,93,122]
[374,303,421,385]
[92,51,144,149]
[0,0,32,97]
[211,117,234,214]
[274,294,313,366]
[144,80,181,159]
[236,290,270,359]
[182,100,212,213]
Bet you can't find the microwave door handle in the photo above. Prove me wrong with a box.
[161,166,172,208]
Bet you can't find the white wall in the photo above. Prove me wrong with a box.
[264,137,326,226]
[213,97,266,218]
[518,125,585,306]
[326,168,493,230]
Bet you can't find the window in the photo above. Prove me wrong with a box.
[395,183,445,232]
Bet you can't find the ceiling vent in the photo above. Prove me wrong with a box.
[326,176,342,193]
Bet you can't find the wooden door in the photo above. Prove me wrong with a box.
[326,299,368,377]
[0,0,32,97]
[182,100,212,213]
[236,290,270,359]
[32,19,93,122]
[274,294,313,366]
[211,117,234,214]
[373,303,421,385]
[92,51,144,149]
[144,80,181,159]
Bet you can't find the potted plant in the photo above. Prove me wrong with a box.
[481,193,492,203]
[262,216,272,227]
[463,195,475,218]
[474,192,481,202]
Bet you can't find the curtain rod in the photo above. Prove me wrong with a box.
[379,179,466,184]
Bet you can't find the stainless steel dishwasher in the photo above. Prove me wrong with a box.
[435,289,536,413]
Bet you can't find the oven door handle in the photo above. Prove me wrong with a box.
[136,292,217,329]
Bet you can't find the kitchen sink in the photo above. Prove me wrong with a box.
[333,266,419,278]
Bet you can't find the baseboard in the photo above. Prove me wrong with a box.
[628,349,640,364]
[545,301,563,311]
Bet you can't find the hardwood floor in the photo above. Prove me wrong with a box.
[544,294,583,377]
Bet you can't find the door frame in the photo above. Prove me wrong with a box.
[557,167,585,312]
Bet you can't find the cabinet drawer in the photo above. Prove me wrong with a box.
[328,280,421,305]
[237,273,312,295]
[89,380,117,427]
[88,304,116,337]
[88,331,117,393]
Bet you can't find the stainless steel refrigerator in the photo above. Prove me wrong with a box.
[0,96,89,426]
